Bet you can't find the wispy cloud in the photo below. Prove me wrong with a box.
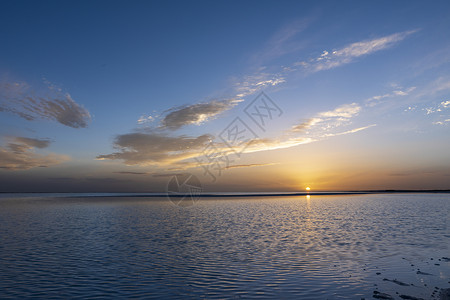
[251,122,374,153]
[442,100,450,108]
[432,119,450,125]
[422,77,450,95]
[234,72,286,98]
[242,137,315,153]
[293,30,418,73]
[137,115,154,125]
[0,80,91,128]
[422,99,450,125]
[421,100,450,115]
[322,124,377,137]
[0,136,69,170]
[318,103,361,118]
[10,136,51,150]
[365,87,416,107]
[290,103,363,135]
[273,102,374,147]
[224,163,277,169]
[291,117,322,132]
[151,173,185,178]
[389,168,450,177]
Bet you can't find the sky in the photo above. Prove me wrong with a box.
[0,0,449,192]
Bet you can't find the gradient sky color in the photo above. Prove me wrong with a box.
[1,0,449,192]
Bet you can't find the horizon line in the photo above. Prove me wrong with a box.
[1,190,449,198]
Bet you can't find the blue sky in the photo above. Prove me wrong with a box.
[0,0,449,192]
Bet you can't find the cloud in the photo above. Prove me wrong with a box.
[97,132,213,166]
[425,99,450,125]
[247,123,375,154]
[322,124,377,137]
[113,171,150,175]
[137,115,154,125]
[160,99,242,130]
[421,99,450,115]
[99,100,370,169]
[97,130,314,169]
[12,136,51,149]
[432,119,450,125]
[442,100,450,108]
[102,28,418,168]
[293,30,417,72]
[242,137,315,153]
[151,173,185,178]
[234,73,286,98]
[291,117,322,132]
[289,103,362,135]
[288,103,372,140]
[133,30,415,133]
[0,80,91,128]
[138,77,282,131]
[225,163,276,169]
[389,169,450,177]
[365,87,416,107]
[0,136,69,170]
[318,103,361,118]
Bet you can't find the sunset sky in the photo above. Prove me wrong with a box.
[1,0,449,192]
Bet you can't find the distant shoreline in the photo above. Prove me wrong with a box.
[0,190,449,198]
[87,190,450,198]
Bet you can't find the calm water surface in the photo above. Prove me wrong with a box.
[0,193,449,299]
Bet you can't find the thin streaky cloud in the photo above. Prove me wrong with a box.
[293,30,418,73]
[420,76,450,96]
[225,163,277,169]
[365,87,416,107]
[291,117,322,132]
[289,103,362,134]
[152,173,186,178]
[322,124,377,137]
[234,73,286,98]
[242,123,375,156]
[242,137,315,154]
[10,136,51,149]
[113,171,150,175]
[318,103,361,118]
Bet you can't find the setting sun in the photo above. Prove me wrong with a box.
[306,187,311,191]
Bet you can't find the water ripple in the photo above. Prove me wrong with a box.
[0,194,449,299]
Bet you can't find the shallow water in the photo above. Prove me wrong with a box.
[0,193,449,299]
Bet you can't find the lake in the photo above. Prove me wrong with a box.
[0,193,449,299]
